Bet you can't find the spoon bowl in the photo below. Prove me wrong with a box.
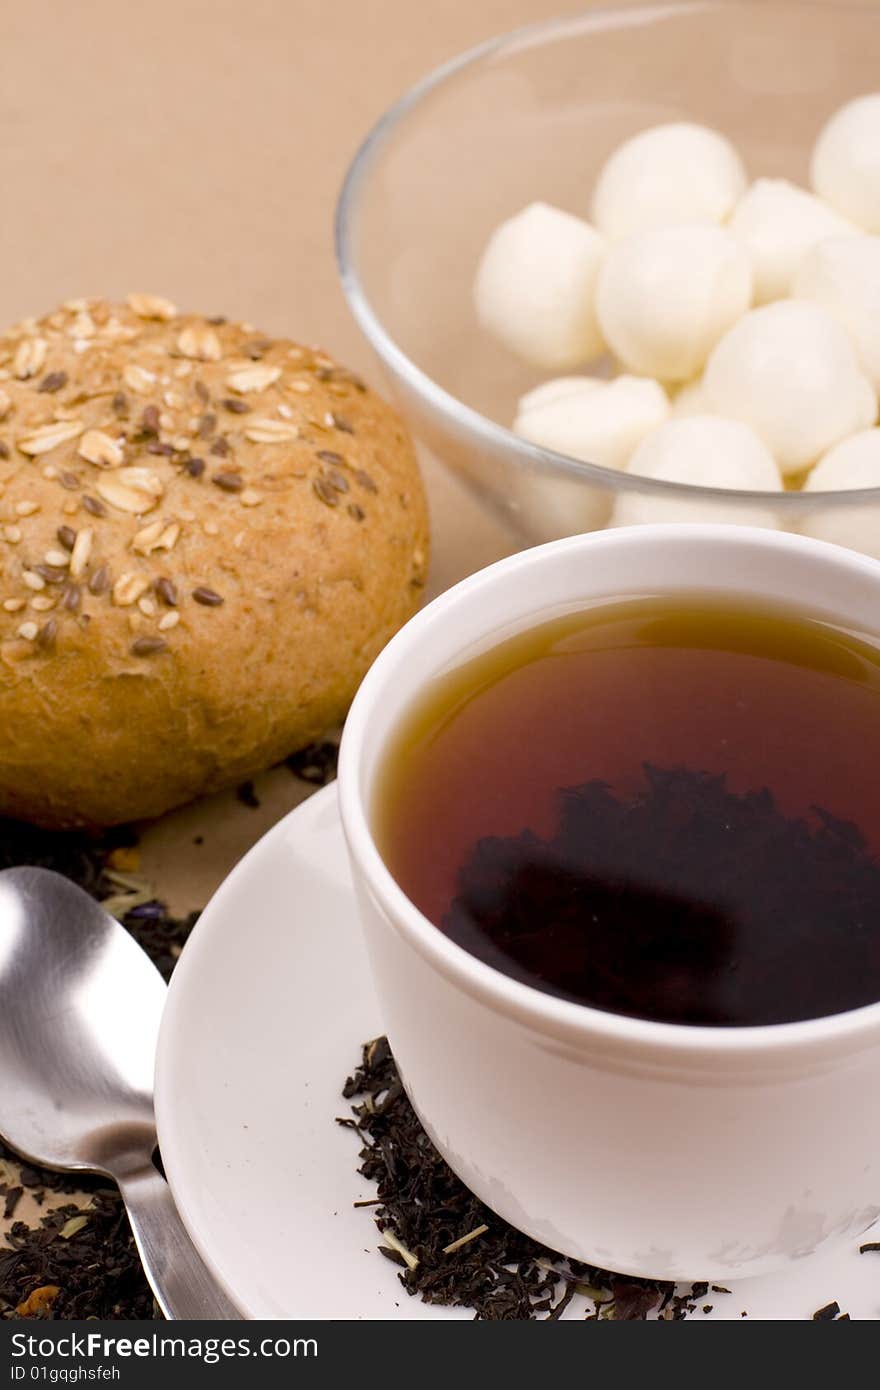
[0,867,163,1175]
[0,865,239,1319]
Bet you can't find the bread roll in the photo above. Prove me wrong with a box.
[0,296,428,827]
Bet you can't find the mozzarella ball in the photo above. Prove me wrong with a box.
[591,122,747,240]
[513,373,669,469]
[704,300,878,474]
[627,414,782,488]
[596,222,752,381]
[612,415,781,529]
[512,374,666,541]
[794,236,880,390]
[805,428,880,491]
[811,94,880,233]
[801,430,880,559]
[512,381,616,541]
[671,377,709,418]
[474,203,606,369]
[517,376,600,414]
[728,179,855,303]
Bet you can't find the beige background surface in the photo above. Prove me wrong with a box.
[0,0,874,1281]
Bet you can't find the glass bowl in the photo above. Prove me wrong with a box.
[336,0,880,558]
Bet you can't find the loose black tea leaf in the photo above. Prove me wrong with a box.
[3,1190,22,1221]
[610,1278,662,1321]
[340,1036,699,1320]
[235,780,260,809]
[812,1301,842,1320]
[0,1192,158,1320]
[340,1039,863,1321]
[285,738,339,786]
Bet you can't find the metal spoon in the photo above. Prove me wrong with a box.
[0,865,240,1319]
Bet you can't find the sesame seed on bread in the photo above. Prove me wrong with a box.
[0,295,429,827]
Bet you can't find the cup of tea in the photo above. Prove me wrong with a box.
[337,524,880,1281]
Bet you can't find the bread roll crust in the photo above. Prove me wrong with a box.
[0,297,428,826]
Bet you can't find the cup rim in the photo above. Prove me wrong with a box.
[334,0,880,510]
[338,524,880,1063]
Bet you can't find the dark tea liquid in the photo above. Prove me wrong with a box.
[376,596,880,1027]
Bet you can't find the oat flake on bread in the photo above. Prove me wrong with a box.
[0,296,429,827]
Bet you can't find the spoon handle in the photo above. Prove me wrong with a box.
[118,1164,242,1320]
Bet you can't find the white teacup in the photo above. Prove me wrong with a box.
[338,525,880,1281]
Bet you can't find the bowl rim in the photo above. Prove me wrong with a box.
[335,0,880,508]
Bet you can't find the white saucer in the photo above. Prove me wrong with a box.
[155,785,880,1320]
